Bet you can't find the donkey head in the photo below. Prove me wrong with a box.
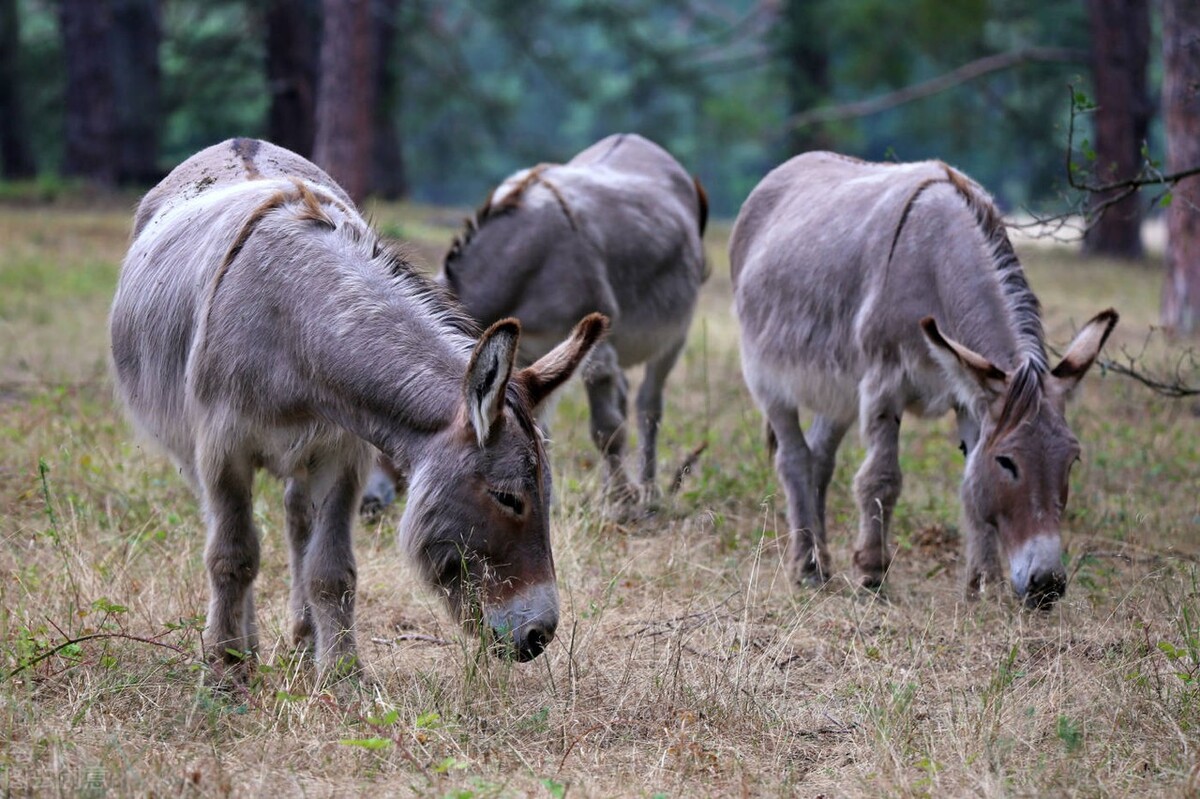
[400,313,607,660]
[921,309,1118,608]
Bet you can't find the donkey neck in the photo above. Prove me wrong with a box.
[928,211,1045,375]
[286,238,475,466]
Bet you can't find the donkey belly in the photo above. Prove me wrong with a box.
[739,337,861,421]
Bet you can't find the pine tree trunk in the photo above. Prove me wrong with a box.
[1083,0,1151,260]
[266,0,319,157]
[370,0,406,200]
[781,0,830,155]
[59,0,117,186]
[0,0,36,178]
[111,0,162,185]
[1161,0,1200,334]
[313,0,374,204]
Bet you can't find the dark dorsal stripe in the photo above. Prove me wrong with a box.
[888,163,1047,372]
[596,133,627,163]
[231,138,262,180]
[445,164,577,267]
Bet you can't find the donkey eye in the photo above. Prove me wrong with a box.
[488,489,525,516]
[995,455,1019,480]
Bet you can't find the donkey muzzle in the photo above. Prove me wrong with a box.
[1009,533,1067,609]
[486,581,559,662]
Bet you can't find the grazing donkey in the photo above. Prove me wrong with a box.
[730,152,1117,607]
[366,133,707,508]
[110,138,606,680]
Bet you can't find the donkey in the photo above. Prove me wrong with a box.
[110,138,606,680]
[363,134,708,511]
[730,152,1117,607]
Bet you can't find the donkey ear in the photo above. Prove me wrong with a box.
[1050,308,1118,396]
[464,318,521,447]
[920,316,1008,407]
[518,313,609,409]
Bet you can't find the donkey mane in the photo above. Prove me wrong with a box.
[444,164,578,267]
[889,163,1048,372]
[991,360,1044,441]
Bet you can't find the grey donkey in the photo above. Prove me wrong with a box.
[110,138,607,681]
[362,133,709,512]
[731,152,1117,607]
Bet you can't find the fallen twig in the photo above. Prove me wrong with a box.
[369,633,451,647]
[8,630,193,680]
[668,442,708,496]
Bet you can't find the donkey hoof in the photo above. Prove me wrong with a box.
[790,561,830,590]
[853,549,891,588]
[203,651,255,690]
[359,472,398,519]
[857,573,887,594]
[604,481,640,508]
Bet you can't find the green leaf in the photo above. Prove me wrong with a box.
[91,598,129,615]
[339,737,392,750]
[542,778,567,799]
[1160,193,1173,208]
[433,756,468,773]
[1056,715,1082,752]
[416,711,442,729]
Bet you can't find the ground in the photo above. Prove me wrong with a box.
[0,194,1197,798]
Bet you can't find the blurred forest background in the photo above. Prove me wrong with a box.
[0,0,1197,330]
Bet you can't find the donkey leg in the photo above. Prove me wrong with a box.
[635,338,686,502]
[953,407,1001,597]
[359,453,406,518]
[583,342,635,503]
[303,458,368,679]
[199,455,261,678]
[284,476,315,649]
[809,415,850,528]
[766,403,827,587]
[852,391,903,590]
[964,523,1004,598]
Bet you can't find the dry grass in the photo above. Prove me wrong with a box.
[1,197,1198,798]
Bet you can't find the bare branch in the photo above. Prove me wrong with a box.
[787,47,1086,130]
[1065,86,1200,194]
[1049,327,1200,398]
[7,630,192,680]
[1014,85,1200,244]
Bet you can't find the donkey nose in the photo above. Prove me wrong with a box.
[1024,568,1067,609]
[515,621,556,662]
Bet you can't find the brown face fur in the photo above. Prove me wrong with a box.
[925,309,1118,607]
[400,315,607,660]
[961,373,1080,605]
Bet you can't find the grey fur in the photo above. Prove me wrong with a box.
[731,152,1116,605]
[439,133,708,502]
[110,138,605,680]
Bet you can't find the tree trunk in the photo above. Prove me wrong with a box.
[1161,0,1200,334]
[313,0,374,205]
[59,0,117,186]
[1083,0,1151,260]
[370,0,406,199]
[266,0,319,157]
[0,0,36,178]
[780,0,831,155]
[111,0,162,185]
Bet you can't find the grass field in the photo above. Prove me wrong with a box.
[1,195,1198,798]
